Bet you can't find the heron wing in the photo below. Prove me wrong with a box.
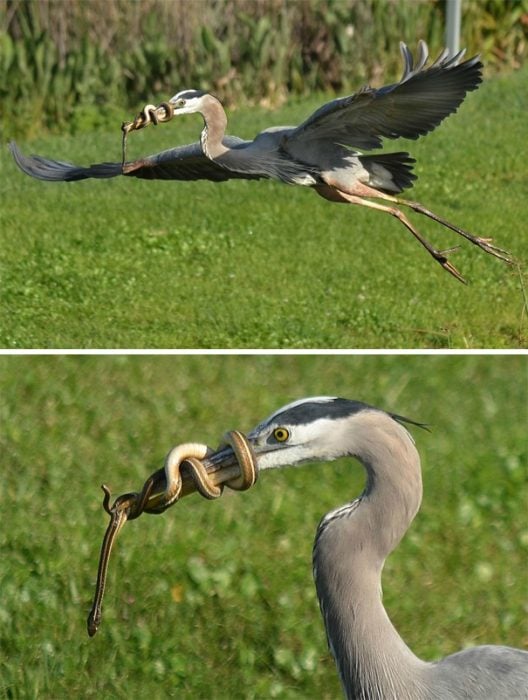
[9,138,264,183]
[9,141,122,181]
[123,139,265,181]
[283,41,482,153]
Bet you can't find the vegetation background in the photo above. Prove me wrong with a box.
[1,354,527,698]
[1,0,527,139]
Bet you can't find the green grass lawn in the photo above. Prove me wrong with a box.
[1,355,527,698]
[1,68,527,349]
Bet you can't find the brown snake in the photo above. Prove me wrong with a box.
[121,100,174,168]
[87,430,257,637]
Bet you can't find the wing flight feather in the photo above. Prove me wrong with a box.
[9,138,265,183]
[284,41,482,153]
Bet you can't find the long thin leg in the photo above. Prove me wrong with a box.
[347,183,512,264]
[334,190,467,283]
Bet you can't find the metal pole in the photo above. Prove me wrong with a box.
[445,0,462,56]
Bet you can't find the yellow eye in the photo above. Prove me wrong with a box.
[176,99,186,107]
[273,427,289,442]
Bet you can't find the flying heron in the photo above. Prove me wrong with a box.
[206,396,528,699]
[10,41,510,283]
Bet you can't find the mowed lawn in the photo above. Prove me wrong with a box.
[1,68,527,349]
[1,355,527,698]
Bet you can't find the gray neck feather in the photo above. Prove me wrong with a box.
[200,95,229,160]
[313,412,431,700]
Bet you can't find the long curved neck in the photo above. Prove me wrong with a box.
[313,413,429,700]
[199,95,229,160]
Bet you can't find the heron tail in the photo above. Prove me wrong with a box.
[359,152,416,194]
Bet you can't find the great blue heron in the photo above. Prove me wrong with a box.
[10,42,511,283]
[206,396,528,699]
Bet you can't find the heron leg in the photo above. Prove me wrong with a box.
[326,188,467,283]
[339,182,512,264]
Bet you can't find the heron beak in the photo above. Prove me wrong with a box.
[198,433,259,487]
[182,442,248,496]
[142,433,259,512]
[205,432,259,493]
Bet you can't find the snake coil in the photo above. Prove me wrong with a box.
[122,101,174,135]
[158,430,258,511]
[87,430,257,637]
[121,101,174,167]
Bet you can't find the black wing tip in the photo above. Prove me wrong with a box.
[9,141,122,181]
[9,140,26,169]
[399,40,483,86]
[9,140,70,181]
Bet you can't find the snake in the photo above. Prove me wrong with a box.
[87,430,257,637]
[121,100,174,168]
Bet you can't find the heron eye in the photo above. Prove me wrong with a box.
[273,427,289,442]
[176,99,186,107]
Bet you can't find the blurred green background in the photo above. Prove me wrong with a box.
[1,354,527,698]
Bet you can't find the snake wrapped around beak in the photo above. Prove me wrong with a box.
[87,430,257,637]
[121,100,174,167]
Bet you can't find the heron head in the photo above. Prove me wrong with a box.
[208,396,426,474]
[169,89,211,116]
[246,397,380,469]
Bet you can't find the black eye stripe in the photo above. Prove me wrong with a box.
[177,89,206,100]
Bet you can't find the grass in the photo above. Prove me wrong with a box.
[1,67,527,349]
[1,355,527,699]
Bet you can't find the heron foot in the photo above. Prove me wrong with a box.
[471,237,513,264]
[399,199,514,266]
[431,247,467,284]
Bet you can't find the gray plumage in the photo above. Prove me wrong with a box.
[235,396,528,699]
[10,41,511,281]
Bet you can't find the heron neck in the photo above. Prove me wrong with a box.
[200,95,228,160]
[313,415,428,699]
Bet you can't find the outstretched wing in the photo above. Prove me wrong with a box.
[9,138,265,183]
[283,41,482,153]
[123,139,265,181]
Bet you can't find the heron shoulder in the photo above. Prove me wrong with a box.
[430,645,528,695]
[250,126,296,149]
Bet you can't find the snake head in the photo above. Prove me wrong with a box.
[100,483,148,520]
